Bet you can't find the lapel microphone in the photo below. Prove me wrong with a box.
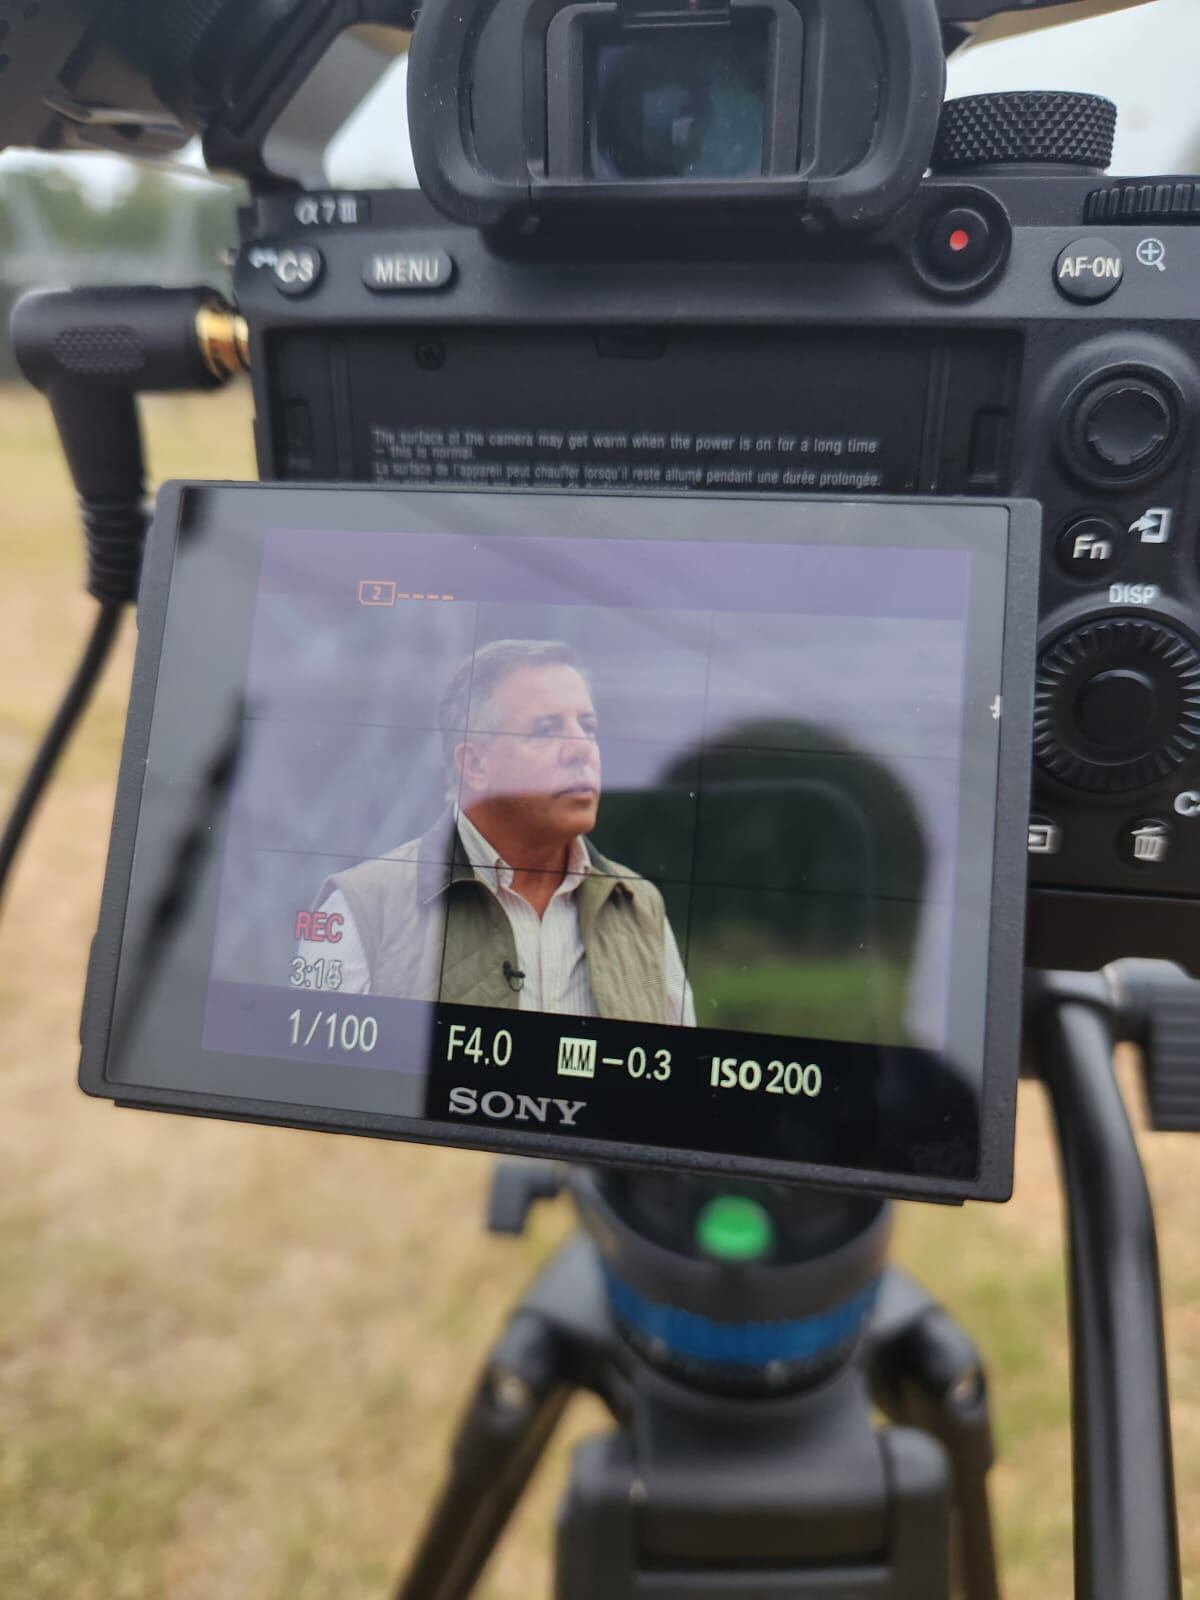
[503,961,525,992]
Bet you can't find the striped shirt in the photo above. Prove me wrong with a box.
[301,811,696,1025]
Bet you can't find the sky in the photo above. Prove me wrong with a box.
[0,0,1197,199]
[947,0,1200,172]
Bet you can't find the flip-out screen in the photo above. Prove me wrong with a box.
[80,485,1037,1201]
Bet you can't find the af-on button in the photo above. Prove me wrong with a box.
[1055,237,1124,303]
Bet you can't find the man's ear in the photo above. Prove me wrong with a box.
[456,738,489,797]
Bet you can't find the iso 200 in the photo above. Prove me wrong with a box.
[709,1057,823,1097]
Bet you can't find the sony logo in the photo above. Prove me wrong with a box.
[447,1086,587,1128]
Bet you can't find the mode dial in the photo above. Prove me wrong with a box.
[933,93,1117,173]
[1035,618,1200,793]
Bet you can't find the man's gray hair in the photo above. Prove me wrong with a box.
[438,638,587,792]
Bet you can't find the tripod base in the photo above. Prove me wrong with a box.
[393,1221,1000,1600]
[557,1369,949,1598]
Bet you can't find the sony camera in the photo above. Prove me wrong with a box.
[9,0,1196,1202]
[231,0,1200,979]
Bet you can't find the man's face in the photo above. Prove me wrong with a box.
[458,663,602,845]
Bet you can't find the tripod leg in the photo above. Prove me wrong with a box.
[393,1232,615,1600]
[868,1270,1000,1600]
[1027,973,1181,1600]
[391,1306,572,1600]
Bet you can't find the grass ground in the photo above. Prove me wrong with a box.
[0,383,1195,1597]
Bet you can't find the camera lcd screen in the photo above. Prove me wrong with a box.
[82,485,1036,1201]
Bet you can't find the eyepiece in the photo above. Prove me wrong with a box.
[409,0,948,230]
[588,17,770,182]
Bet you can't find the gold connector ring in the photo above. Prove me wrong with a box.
[195,302,251,382]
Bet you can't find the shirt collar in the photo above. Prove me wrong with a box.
[455,808,591,894]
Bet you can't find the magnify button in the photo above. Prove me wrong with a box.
[1137,238,1167,272]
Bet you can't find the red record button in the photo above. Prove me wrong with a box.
[918,203,1006,290]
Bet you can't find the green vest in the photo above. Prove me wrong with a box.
[321,813,668,1023]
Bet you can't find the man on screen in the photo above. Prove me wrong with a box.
[301,639,695,1024]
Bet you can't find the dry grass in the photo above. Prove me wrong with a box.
[0,383,1195,1597]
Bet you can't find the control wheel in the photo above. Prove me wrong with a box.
[1034,617,1200,793]
[932,92,1117,173]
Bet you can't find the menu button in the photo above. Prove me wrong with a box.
[363,250,454,293]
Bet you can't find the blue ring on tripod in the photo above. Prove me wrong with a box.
[603,1268,879,1369]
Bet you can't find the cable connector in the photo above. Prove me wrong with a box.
[195,301,251,382]
[11,286,248,607]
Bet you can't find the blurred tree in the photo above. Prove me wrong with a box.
[0,164,243,377]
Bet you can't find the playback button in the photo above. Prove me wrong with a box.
[1057,513,1123,578]
[1028,818,1063,856]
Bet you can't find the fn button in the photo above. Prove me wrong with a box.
[1057,514,1123,579]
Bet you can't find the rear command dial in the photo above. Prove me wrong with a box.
[1034,616,1200,793]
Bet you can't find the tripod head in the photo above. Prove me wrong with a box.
[568,1169,890,1395]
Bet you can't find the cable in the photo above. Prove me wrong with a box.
[0,602,123,912]
[0,291,246,917]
